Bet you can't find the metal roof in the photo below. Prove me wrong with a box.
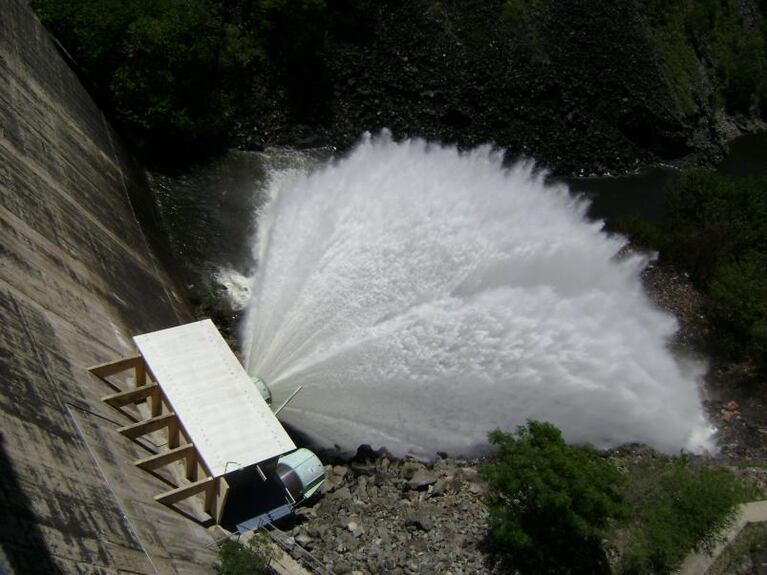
[133,319,295,477]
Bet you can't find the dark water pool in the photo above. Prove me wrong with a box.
[570,131,767,225]
[149,133,767,293]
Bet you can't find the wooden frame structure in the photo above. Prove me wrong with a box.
[89,356,228,524]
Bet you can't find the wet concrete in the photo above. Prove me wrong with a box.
[0,0,217,571]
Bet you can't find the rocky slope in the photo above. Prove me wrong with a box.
[237,0,764,176]
[277,454,497,575]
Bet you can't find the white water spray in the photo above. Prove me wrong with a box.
[243,133,713,458]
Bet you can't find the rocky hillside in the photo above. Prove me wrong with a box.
[275,454,496,574]
[33,0,766,174]
[238,0,767,175]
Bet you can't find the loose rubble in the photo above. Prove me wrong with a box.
[280,454,498,574]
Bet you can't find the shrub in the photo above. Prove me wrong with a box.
[31,0,256,163]
[639,0,767,115]
[216,537,271,575]
[480,421,625,574]
[618,460,753,574]
[708,253,767,361]
[502,0,544,27]
[659,171,767,361]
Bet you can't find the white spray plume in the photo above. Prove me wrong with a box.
[242,132,713,458]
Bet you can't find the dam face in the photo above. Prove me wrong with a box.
[0,1,216,572]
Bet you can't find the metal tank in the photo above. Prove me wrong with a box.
[276,448,326,502]
[250,375,272,406]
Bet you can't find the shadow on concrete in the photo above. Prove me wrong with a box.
[0,433,61,574]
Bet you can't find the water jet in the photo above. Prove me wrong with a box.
[242,132,713,458]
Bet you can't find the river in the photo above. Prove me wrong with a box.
[149,132,767,302]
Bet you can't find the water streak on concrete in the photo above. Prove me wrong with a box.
[0,0,216,571]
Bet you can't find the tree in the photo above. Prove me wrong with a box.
[481,421,625,574]
[216,538,271,575]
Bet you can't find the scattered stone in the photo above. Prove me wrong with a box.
[406,469,439,490]
[401,461,424,480]
[333,465,349,478]
[280,455,497,573]
[295,533,314,549]
[404,512,434,532]
[332,486,352,502]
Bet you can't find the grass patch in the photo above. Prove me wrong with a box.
[216,537,272,575]
[617,171,767,366]
[639,0,767,115]
[708,521,767,575]
[613,457,756,574]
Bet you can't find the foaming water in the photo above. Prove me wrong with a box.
[242,133,713,458]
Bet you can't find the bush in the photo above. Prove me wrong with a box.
[639,0,767,115]
[618,460,753,574]
[480,421,625,574]
[708,253,767,362]
[31,0,256,163]
[617,171,767,364]
[502,0,544,27]
[216,538,271,575]
[661,171,767,362]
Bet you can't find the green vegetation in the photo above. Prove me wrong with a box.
[709,522,767,575]
[481,421,625,574]
[30,0,339,164]
[618,171,767,365]
[31,0,258,162]
[502,0,544,28]
[616,458,755,574]
[216,537,272,575]
[639,0,767,115]
[482,422,758,574]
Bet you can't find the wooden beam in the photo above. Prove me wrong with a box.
[185,448,198,481]
[102,383,158,408]
[168,418,180,449]
[204,478,219,517]
[134,361,147,388]
[134,444,196,471]
[150,386,162,417]
[88,355,143,378]
[155,476,216,506]
[214,478,230,524]
[117,413,176,439]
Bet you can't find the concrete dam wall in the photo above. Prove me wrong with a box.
[0,0,217,571]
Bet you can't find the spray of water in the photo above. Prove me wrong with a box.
[242,132,713,458]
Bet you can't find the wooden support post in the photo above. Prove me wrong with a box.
[150,386,162,417]
[88,356,142,378]
[155,477,216,506]
[102,383,158,408]
[168,418,180,449]
[185,449,198,481]
[216,478,230,524]
[134,444,196,471]
[117,413,176,439]
[204,478,219,517]
[134,360,146,388]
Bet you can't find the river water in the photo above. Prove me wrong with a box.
[150,132,767,297]
[146,131,765,455]
[571,131,767,224]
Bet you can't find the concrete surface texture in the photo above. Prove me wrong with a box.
[0,0,218,571]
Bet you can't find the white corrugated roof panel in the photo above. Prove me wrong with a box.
[133,319,295,477]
